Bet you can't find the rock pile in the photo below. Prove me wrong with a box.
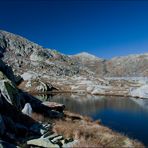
[0,59,74,147]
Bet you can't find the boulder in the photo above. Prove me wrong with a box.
[36,81,54,92]
[27,137,59,148]
[0,60,16,84]
[30,50,51,62]
[21,103,32,117]
[21,71,38,81]
[0,71,7,80]
[42,102,65,112]
[0,79,22,109]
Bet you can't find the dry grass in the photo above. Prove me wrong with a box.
[53,111,144,147]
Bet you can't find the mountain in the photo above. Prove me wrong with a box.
[0,30,81,77]
[72,52,103,61]
[71,52,106,76]
[0,30,148,99]
[0,30,106,93]
[1,30,148,78]
[105,54,148,77]
[72,53,148,77]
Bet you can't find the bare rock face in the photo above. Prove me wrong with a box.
[0,60,66,147]
[0,59,16,83]
[72,53,148,77]
[0,79,22,109]
[71,52,106,76]
[105,54,148,77]
[1,30,148,79]
[0,30,80,78]
[42,102,65,112]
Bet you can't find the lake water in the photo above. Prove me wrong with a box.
[36,94,148,146]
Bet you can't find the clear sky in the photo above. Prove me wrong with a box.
[0,0,148,58]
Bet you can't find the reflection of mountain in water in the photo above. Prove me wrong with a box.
[130,98,148,110]
[36,94,148,116]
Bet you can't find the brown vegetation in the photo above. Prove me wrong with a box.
[53,111,144,147]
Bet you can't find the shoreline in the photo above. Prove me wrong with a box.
[31,93,146,147]
[30,91,147,99]
[31,109,144,147]
[53,111,144,147]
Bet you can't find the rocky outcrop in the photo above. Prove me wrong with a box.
[0,30,80,78]
[0,60,68,147]
[42,102,65,112]
[27,134,73,148]
[0,59,16,84]
[0,79,23,109]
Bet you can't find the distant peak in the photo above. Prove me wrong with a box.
[74,52,103,60]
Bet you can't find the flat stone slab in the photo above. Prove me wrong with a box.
[51,135,63,143]
[27,137,59,148]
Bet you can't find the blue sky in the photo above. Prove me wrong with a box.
[0,0,148,58]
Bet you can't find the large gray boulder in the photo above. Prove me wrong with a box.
[0,79,22,110]
[22,103,32,117]
[0,59,16,83]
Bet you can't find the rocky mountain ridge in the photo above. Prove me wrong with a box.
[0,30,85,77]
[1,30,148,78]
[0,30,148,99]
[72,52,148,77]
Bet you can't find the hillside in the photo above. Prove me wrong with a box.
[0,30,81,77]
[0,30,148,99]
[71,52,106,76]
[1,30,148,78]
[72,52,148,77]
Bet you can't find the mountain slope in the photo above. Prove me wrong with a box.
[1,30,148,77]
[72,52,148,77]
[0,30,148,98]
[71,52,106,76]
[0,30,82,77]
[106,54,148,77]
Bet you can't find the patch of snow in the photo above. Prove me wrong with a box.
[73,52,103,61]
[130,85,148,98]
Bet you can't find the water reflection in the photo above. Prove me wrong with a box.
[35,94,148,146]
[36,94,148,116]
